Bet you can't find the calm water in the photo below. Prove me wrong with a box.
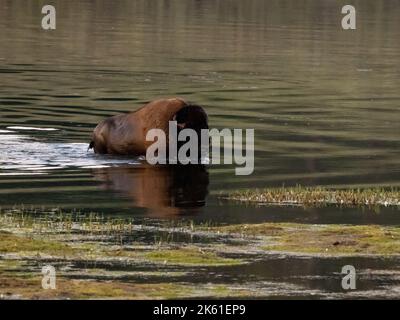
[1,0,400,298]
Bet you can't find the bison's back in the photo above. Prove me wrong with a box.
[90,98,188,155]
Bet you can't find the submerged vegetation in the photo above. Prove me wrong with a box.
[0,259,253,299]
[0,208,247,299]
[0,209,243,266]
[1,207,400,299]
[226,186,400,207]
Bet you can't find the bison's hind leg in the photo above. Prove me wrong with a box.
[88,140,95,151]
[90,121,109,154]
[91,136,108,154]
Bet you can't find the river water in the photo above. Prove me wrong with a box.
[0,0,399,298]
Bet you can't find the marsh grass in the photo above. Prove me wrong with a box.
[2,206,400,299]
[226,186,400,208]
[0,207,137,237]
[212,222,400,256]
[0,207,217,239]
[0,207,244,266]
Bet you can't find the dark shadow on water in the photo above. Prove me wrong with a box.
[32,254,400,299]
[92,164,209,217]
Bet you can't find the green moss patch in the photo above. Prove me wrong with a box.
[213,222,400,256]
[0,232,78,256]
[145,247,242,266]
[0,271,253,299]
[0,270,190,299]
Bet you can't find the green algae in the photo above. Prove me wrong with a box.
[0,259,256,300]
[145,247,242,266]
[0,208,249,299]
[2,207,400,299]
[0,270,194,299]
[0,232,78,256]
[212,222,400,256]
[0,264,250,300]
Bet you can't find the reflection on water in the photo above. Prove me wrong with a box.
[1,0,400,298]
[45,254,400,299]
[0,129,209,216]
[93,164,209,216]
[0,0,399,192]
[209,254,400,299]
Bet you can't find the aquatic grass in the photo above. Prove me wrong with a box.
[0,268,253,300]
[212,222,400,256]
[225,186,400,207]
[0,232,78,256]
[3,207,400,258]
[0,208,245,267]
[2,207,400,298]
[145,246,242,266]
[0,208,249,299]
[0,208,137,237]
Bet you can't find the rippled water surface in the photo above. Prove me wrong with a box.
[0,0,399,298]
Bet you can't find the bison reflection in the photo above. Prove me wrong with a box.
[93,165,209,216]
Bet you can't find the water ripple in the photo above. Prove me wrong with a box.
[0,130,139,175]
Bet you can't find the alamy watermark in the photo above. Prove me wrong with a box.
[146,122,255,176]
[341,265,356,290]
[41,265,56,290]
[341,5,356,30]
[41,5,56,30]
[37,3,359,174]
[40,5,356,32]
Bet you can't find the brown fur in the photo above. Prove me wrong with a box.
[90,98,194,155]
